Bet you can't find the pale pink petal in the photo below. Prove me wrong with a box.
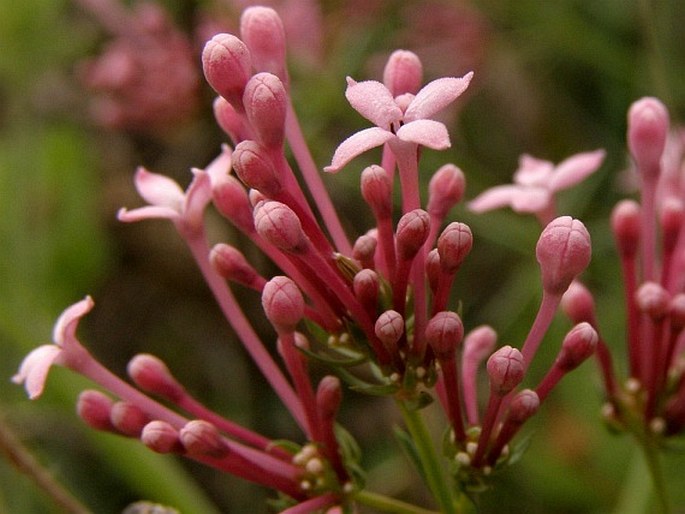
[12,345,62,399]
[204,144,233,185]
[549,149,606,191]
[510,187,551,213]
[468,185,522,212]
[117,206,180,223]
[183,170,213,230]
[53,296,95,347]
[513,155,554,187]
[396,119,450,150]
[324,127,395,173]
[404,72,473,122]
[133,167,185,211]
[344,77,403,129]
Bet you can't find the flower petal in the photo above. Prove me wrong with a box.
[469,185,522,212]
[204,144,233,186]
[396,119,450,150]
[345,77,403,129]
[549,149,606,192]
[404,72,473,122]
[324,127,395,173]
[53,296,95,347]
[510,187,551,213]
[513,155,554,187]
[183,170,213,231]
[117,206,180,223]
[12,345,62,399]
[133,167,185,211]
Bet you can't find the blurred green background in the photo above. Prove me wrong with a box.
[1,0,685,512]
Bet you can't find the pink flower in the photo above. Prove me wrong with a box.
[324,72,473,173]
[117,147,232,235]
[13,297,94,399]
[468,149,605,222]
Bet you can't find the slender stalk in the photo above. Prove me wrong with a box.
[639,434,671,514]
[612,448,653,514]
[397,400,459,514]
[355,489,440,514]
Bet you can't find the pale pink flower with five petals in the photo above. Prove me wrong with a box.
[324,72,473,173]
[13,296,94,399]
[468,149,606,223]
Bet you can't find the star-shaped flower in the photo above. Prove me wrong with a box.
[468,149,605,222]
[13,296,94,399]
[118,146,232,235]
[324,72,473,173]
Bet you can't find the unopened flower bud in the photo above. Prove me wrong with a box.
[425,311,464,361]
[426,249,441,292]
[210,243,265,289]
[487,345,525,396]
[536,216,591,296]
[353,268,379,310]
[661,198,684,252]
[463,326,497,365]
[77,390,115,432]
[141,420,183,454]
[243,73,287,148]
[383,50,423,96]
[375,310,404,350]
[127,354,184,402]
[110,401,150,437]
[427,164,465,220]
[670,294,685,329]
[352,233,377,269]
[361,165,392,218]
[396,209,430,260]
[627,97,669,175]
[254,201,306,252]
[262,276,305,331]
[317,375,342,421]
[233,140,282,196]
[556,322,598,371]
[636,281,671,319]
[202,34,251,109]
[240,7,287,81]
[180,420,228,457]
[213,97,247,144]
[560,281,596,324]
[437,222,472,274]
[611,200,641,259]
[212,174,254,233]
[507,389,540,424]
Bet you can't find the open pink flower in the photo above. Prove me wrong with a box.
[469,149,605,223]
[13,296,95,399]
[324,72,473,173]
[118,147,232,235]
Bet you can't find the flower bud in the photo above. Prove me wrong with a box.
[361,165,392,218]
[661,197,684,253]
[212,174,255,233]
[352,233,377,269]
[627,97,669,175]
[353,268,379,311]
[110,401,150,437]
[127,354,185,402]
[536,216,591,296]
[636,281,671,319]
[316,375,342,421]
[425,249,441,292]
[555,322,598,371]
[210,243,265,290]
[427,164,465,220]
[240,7,287,81]
[463,326,497,366]
[254,201,306,252]
[375,310,404,350]
[507,389,540,424]
[425,311,464,361]
[383,50,423,96]
[437,222,472,274]
[202,34,251,109]
[487,345,525,396]
[243,73,287,148]
[77,390,115,432]
[141,420,183,454]
[262,276,305,331]
[560,280,596,324]
[180,420,228,457]
[670,294,685,329]
[233,140,282,196]
[396,209,430,260]
[213,97,247,144]
[611,200,641,259]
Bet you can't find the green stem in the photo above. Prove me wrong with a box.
[354,490,440,514]
[640,434,670,514]
[397,401,459,514]
[612,447,652,514]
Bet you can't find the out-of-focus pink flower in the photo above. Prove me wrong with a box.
[13,297,94,399]
[469,149,605,223]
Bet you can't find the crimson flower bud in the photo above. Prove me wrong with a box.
[560,280,596,324]
[202,34,251,109]
[141,420,183,454]
[110,401,150,437]
[262,276,305,332]
[254,201,306,252]
[353,268,379,310]
[425,311,464,361]
[426,248,441,292]
[180,420,228,457]
[383,50,423,96]
[127,354,185,402]
[210,243,265,290]
[212,174,254,233]
[536,216,591,296]
[240,7,287,81]
[555,322,598,371]
[77,390,115,432]
[316,375,342,421]
[427,164,465,220]
[670,294,685,329]
[233,140,282,196]
[487,345,525,396]
[611,200,641,259]
[361,165,392,218]
[352,233,377,269]
[636,281,671,319]
[375,310,404,350]
[396,209,430,260]
[507,389,540,424]
[627,97,669,175]
[437,222,472,274]
[243,73,287,148]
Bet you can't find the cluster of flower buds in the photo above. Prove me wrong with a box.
[14,4,606,510]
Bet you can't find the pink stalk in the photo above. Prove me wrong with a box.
[439,356,466,442]
[485,390,539,466]
[660,198,684,287]
[520,290,563,369]
[461,326,497,426]
[361,165,396,282]
[316,376,348,482]
[280,493,338,514]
